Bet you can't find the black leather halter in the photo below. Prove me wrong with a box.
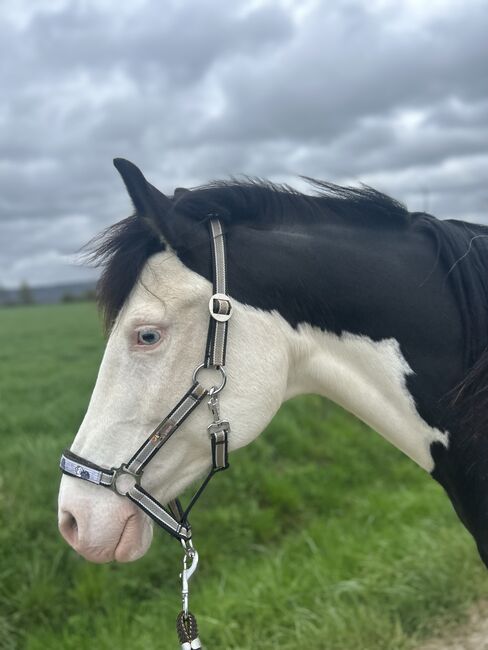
[60,219,232,543]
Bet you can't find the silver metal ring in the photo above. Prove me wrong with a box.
[192,364,227,394]
[111,464,141,496]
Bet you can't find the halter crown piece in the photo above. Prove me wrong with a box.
[60,219,232,649]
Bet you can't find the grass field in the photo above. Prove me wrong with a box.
[0,303,487,650]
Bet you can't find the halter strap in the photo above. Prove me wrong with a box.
[60,218,231,542]
[127,382,207,475]
[205,219,231,367]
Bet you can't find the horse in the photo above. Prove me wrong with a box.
[59,158,488,579]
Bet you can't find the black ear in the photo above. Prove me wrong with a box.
[113,158,172,239]
[113,158,208,251]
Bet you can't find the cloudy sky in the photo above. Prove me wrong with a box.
[1,0,487,288]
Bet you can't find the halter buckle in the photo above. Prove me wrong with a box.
[111,464,141,496]
[209,293,232,322]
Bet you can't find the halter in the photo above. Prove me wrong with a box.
[60,219,231,649]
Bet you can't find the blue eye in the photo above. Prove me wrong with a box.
[137,329,161,346]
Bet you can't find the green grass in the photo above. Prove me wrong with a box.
[0,302,487,649]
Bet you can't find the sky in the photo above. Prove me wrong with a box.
[1,0,487,288]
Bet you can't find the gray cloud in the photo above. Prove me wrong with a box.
[1,0,487,287]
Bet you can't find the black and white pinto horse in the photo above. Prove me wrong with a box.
[59,158,488,570]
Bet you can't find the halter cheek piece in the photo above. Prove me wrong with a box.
[59,219,231,649]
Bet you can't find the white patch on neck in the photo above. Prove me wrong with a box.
[286,323,448,471]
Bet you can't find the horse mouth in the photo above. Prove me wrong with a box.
[113,513,153,562]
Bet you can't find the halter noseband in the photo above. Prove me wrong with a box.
[59,219,231,648]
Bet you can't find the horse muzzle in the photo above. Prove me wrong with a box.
[58,475,153,563]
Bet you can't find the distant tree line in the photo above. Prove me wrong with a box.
[19,281,35,305]
[61,288,97,303]
[0,282,97,307]
[0,281,35,306]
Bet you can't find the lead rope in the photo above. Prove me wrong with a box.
[175,385,229,648]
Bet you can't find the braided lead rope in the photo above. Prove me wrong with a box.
[176,611,202,649]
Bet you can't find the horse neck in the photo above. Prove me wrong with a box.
[252,217,466,471]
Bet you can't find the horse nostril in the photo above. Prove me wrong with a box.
[59,510,79,547]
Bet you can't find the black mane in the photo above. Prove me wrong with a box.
[417,215,488,434]
[86,214,164,330]
[89,178,409,329]
[172,178,409,229]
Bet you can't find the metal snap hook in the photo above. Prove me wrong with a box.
[180,545,199,617]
